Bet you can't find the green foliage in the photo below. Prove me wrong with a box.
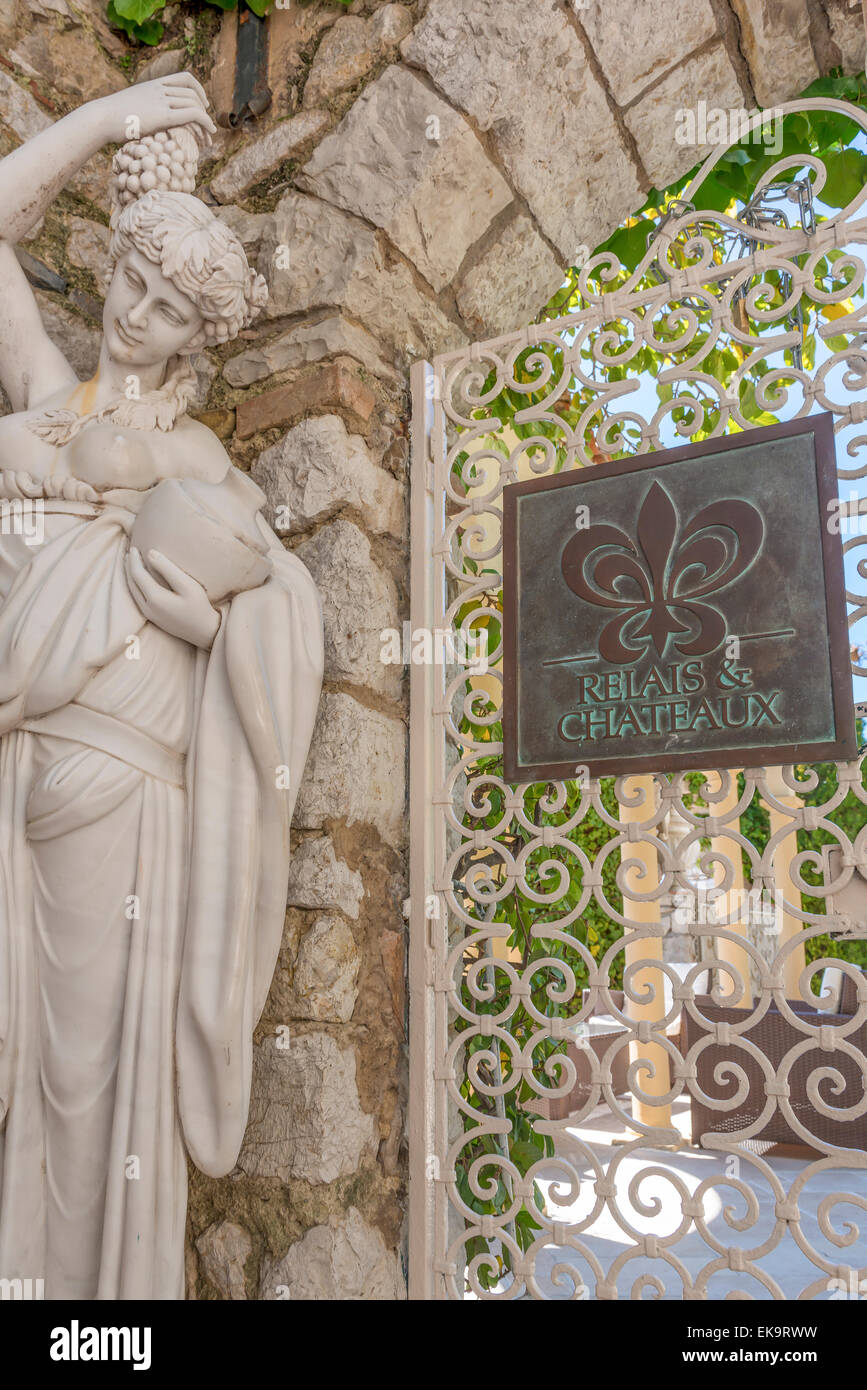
[108,0,167,45]
[554,73,867,304]
[106,0,355,48]
[521,75,867,464]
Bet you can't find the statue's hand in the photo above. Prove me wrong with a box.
[126,546,220,650]
[100,74,216,148]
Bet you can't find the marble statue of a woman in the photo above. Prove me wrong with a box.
[0,75,324,1299]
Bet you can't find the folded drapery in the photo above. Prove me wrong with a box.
[177,545,324,1178]
[0,501,324,1297]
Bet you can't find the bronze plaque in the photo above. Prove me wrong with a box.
[503,414,855,782]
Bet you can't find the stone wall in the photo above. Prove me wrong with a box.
[0,0,862,1299]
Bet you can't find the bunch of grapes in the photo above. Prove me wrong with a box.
[111,126,199,208]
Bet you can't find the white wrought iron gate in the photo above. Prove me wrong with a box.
[408,99,867,1301]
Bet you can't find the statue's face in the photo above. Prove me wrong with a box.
[103,248,204,367]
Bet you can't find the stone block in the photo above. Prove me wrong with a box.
[0,71,112,211]
[294,519,401,699]
[224,314,400,387]
[265,2,340,116]
[302,6,413,108]
[730,0,818,107]
[69,0,128,57]
[34,292,100,378]
[16,248,65,294]
[293,692,406,850]
[579,0,719,106]
[239,1032,376,1185]
[0,0,18,41]
[455,213,563,338]
[188,353,218,413]
[134,49,187,84]
[402,0,642,261]
[66,216,112,296]
[260,1207,405,1300]
[260,190,464,356]
[196,1221,251,1301]
[210,108,329,203]
[70,152,113,213]
[301,64,512,291]
[235,359,375,439]
[252,414,405,540]
[212,204,271,253]
[10,26,127,101]
[289,915,360,1023]
[286,834,365,919]
[26,0,75,20]
[0,69,51,141]
[625,43,746,189]
[825,0,866,73]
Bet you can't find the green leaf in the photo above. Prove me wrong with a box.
[786,113,811,147]
[243,0,271,12]
[739,379,777,426]
[801,332,816,372]
[110,0,161,21]
[107,0,163,41]
[510,1139,545,1175]
[720,146,752,166]
[596,220,648,277]
[822,149,867,209]
[803,72,867,104]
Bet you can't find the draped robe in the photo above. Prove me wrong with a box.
[0,485,324,1298]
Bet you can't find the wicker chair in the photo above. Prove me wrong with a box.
[531,984,695,1122]
[682,971,867,1152]
[530,990,631,1122]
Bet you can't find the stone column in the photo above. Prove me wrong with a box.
[618,775,672,1130]
[763,765,807,1001]
[707,770,751,1005]
[660,802,699,965]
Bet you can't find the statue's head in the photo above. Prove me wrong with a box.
[105,190,268,368]
[28,126,271,443]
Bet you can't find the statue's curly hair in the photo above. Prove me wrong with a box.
[109,189,268,349]
[28,151,271,447]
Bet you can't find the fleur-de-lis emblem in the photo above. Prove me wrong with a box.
[561,480,764,665]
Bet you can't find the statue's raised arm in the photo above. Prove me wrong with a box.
[0,76,215,413]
